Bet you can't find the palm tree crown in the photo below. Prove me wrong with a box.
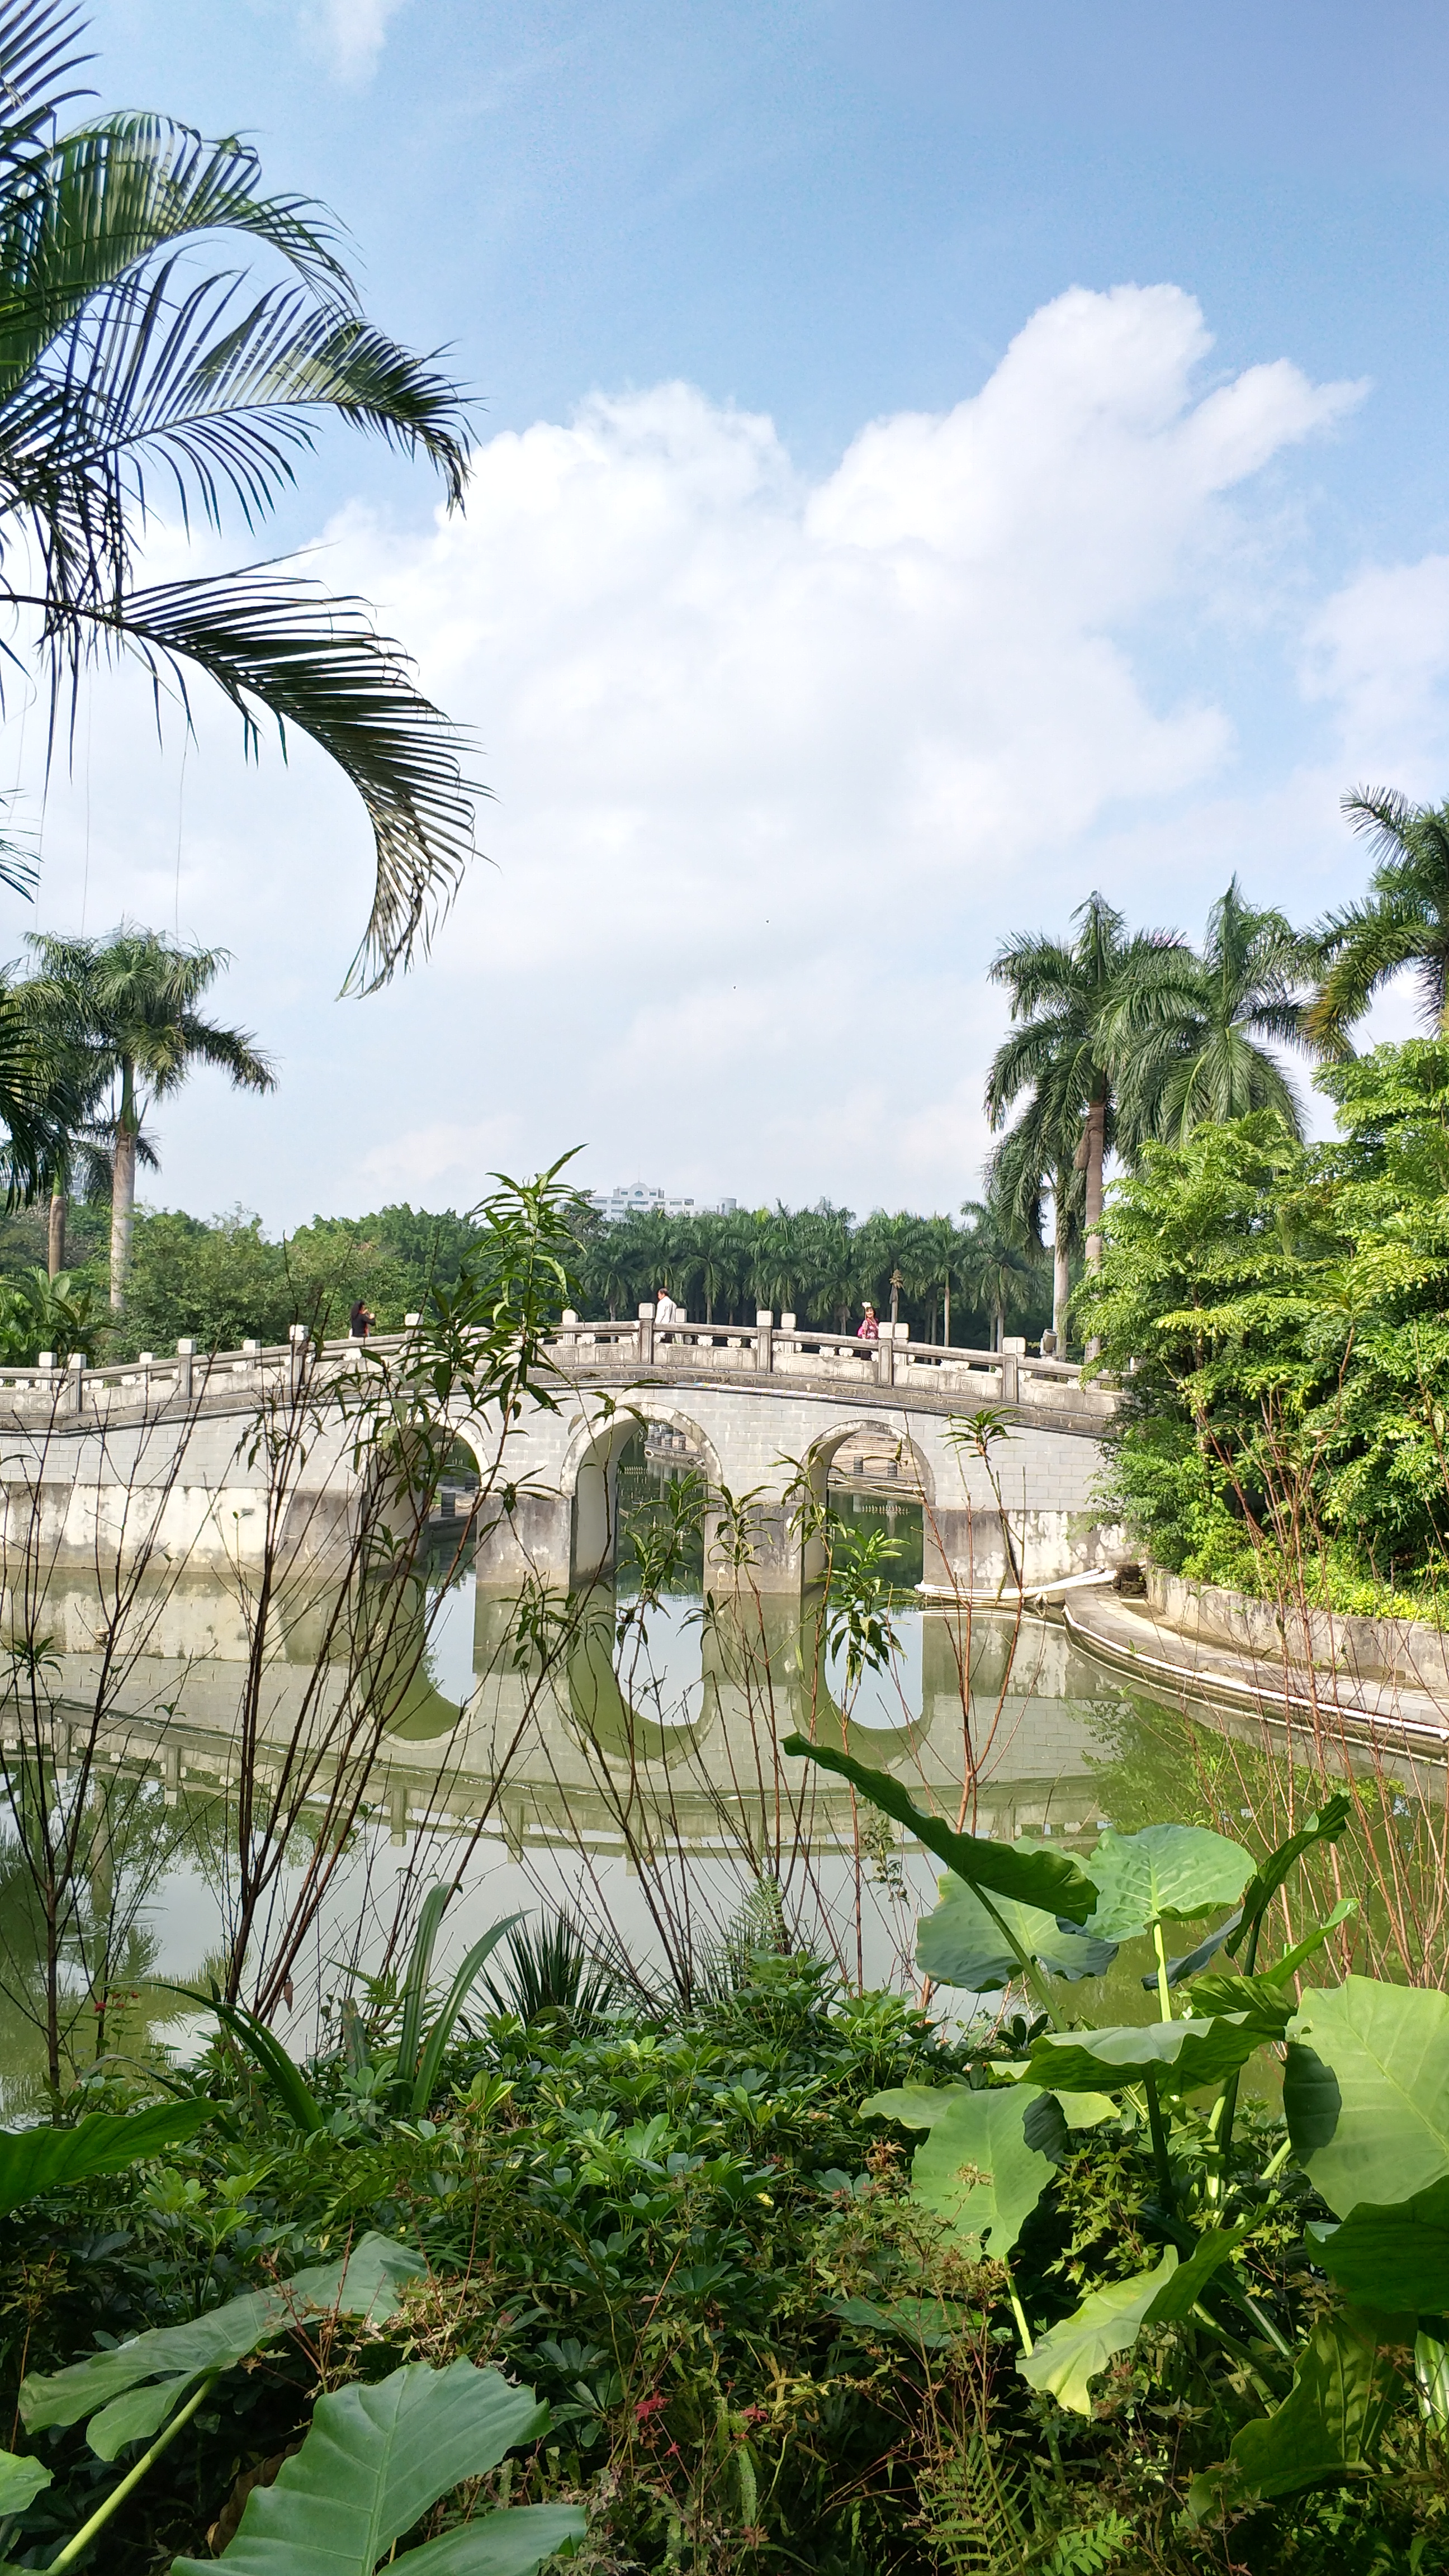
[986,892,1195,1308]
[24,925,274,1308]
[1309,789,1449,1055]
[0,2,477,991]
[1115,877,1310,1146]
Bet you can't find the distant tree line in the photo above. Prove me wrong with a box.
[574,1199,1049,1346]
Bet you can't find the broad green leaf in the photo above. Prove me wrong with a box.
[1018,2251,1178,2416]
[781,1736,1098,1921]
[0,2101,212,2217]
[1215,2308,1410,2503]
[1192,1902,1358,2025]
[25,2232,425,2454]
[1287,1977,1449,2214]
[831,2294,968,2350]
[1143,2224,1252,2322]
[997,2066,1121,2128]
[1281,2044,1341,2160]
[1144,1910,1242,1991]
[171,2358,556,2576]
[1317,2175,1449,2310]
[386,2505,588,2576]
[1226,1796,1353,1955]
[861,2084,972,2129]
[916,1872,1117,1991]
[909,2084,1057,2257]
[0,2450,50,2514]
[1082,1824,1253,1940]
[1022,2016,1267,2099]
[1185,1972,1295,2033]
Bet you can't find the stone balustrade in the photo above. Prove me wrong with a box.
[549,1305,1112,1419]
[0,1307,1112,1428]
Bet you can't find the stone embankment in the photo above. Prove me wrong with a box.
[1063,1565,1449,1755]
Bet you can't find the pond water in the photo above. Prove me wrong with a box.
[0,1435,1309,2114]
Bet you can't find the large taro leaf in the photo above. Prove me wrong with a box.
[1017,2230,1253,2419]
[916,1871,1117,1991]
[1315,2175,1449,2312]
[1022,2016,1269,2100]
[1018,2250,1178,2416]
[24,2233,425,2459]
[831,2294,968,2351]
[0,2449,50,2513]
[171,2357,583,2576]
[861,2084,973,2130]
[1287,1977,1449,2214]
[1205,2308,1412,2507]
[909,2084,1058,2257]
[1142,2224,1252,2321]
[1082,1824,1253,1941]
[0,2101,212,2218]
[1225,1795,1352,1956]
[780,1736,1098,1921]
[391,2507,590,2575]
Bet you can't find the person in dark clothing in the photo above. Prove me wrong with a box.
[349,1300,375,1341]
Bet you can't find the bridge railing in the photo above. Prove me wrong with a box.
[0,1308,1111,1426]
[550,1308,1112,1414]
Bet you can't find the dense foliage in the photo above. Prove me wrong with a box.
[7,1793,1449,2576]
[1079,1036,1449,1611]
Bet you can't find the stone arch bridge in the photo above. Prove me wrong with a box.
[0,1310,1122,1600]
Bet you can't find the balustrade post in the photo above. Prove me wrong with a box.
[1001,1334,1024,1405]
[638,1302,655,1366]
[288,1323,308,1396]
[877,1327,894,1388]
[756,1309,774,1372]
[68,1350,86,1414]
[176,1337,196,1401]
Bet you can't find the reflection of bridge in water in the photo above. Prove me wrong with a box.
[0,1318,1133,1879]
[22,1565,1126,1867]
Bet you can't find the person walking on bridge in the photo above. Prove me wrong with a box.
[349,1299,375,1342]
[857,1303,879,1340]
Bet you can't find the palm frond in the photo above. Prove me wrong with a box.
[33,567,479,987]
[0,116,356,397]
[0,3,92,179]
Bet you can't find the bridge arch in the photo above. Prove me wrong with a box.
[562,1400,726,1585]
[799,1415,936,1587]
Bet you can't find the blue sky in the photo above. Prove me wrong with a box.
[27,1,1449,1226]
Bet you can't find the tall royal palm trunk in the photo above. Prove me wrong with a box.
[48,1185,66,1281]
[1080,1087,1107,1361]
[1053,1236,1071,1351]
[943,1277,951,1346]
[110,1060,138,1310]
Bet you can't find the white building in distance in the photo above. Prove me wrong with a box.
[588,1182,739,1224]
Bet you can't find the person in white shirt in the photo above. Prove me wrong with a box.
[654,1285,678,1328]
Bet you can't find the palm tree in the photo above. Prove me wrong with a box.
[0,4,476,993]
[902,1214,960,1346]
[1117,878,1309,1144]
[986,1098,1082,1352]
[957,1199,1040,1351]
[25,928,274,1308]
[987,893,1195,1292]
[1308,789,1449,1055]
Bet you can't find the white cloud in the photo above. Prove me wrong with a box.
[14,283,1376,1225]
[1304,554,1449,789]
[305,0,408,84]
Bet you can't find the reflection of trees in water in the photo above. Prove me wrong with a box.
[0,1776,204,2117]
